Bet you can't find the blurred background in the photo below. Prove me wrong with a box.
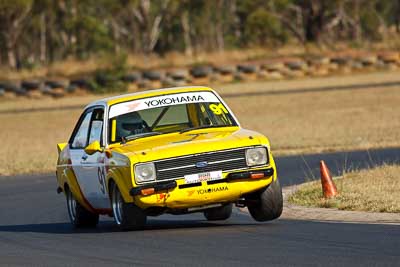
[1,1,400,83]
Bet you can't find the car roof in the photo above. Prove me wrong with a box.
[85,86,215,109]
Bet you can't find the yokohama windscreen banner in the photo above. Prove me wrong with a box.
[109,91,220,118]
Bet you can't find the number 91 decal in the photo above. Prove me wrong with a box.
[209,103,228,115]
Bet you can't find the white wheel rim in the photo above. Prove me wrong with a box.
[112,187,124,225]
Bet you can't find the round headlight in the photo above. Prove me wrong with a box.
[246,147,268,166]
[135,163,156,183]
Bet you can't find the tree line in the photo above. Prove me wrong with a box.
[1,0,400,69]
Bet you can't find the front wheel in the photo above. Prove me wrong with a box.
[247,179,283,222]
[204,203,233,221]
[111,183,147,230]
[66,188,99,228]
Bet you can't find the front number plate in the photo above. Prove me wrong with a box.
[184,170,223,184]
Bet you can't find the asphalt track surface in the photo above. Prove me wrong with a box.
[0,147,399,266]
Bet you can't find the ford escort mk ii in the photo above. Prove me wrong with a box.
[56,86,283,230]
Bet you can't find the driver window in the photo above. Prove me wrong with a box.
[71,111,93,148]
[88,108,104,145]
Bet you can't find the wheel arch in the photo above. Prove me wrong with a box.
[106,174,133,204]
[107,178,115,199]
[63,171,96,213]
[63,182,70,196]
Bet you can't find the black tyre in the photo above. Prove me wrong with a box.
[70,78,93,90]
[45,80,66,89]
[204,203,233,221]
[247,179,283,222]
[121,72,141,83]
[1,82,18,92]
[216,65,235,75]
[285,61,306,71]
[330,56,351,66]
[190,66,212,78]
[237,64,257,74]
[142,70,162,81]
[111,183,147,230]
[21,80,41,91]
[66,188,99,228]
[167,69,188,81]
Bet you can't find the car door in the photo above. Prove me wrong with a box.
[69,107,110,210]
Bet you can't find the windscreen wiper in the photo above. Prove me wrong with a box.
[179,125,227,134]
[122,132,162,143]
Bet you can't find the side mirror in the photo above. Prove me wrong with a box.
[57,142,67,154]
[84,141,103,155]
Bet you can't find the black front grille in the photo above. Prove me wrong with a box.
[154,148,248,181]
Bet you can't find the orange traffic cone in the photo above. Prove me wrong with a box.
[320,160,338,198]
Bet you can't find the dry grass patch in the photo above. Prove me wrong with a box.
[0,94,111,112]
[220,71,400,155]
[288,164,400,213]
[0,109,82,176]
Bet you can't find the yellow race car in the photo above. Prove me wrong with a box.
[56,86,282,230]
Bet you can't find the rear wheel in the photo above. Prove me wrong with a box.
[247,179,283,222]
[66,188,99,228]
[204,203,233,221]
[111,183,147,230]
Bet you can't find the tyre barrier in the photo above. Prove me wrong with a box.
[378,52,399,63]
[330,56,353,66]
[236,64,259,81]
[190,66,212,78]
[45,80,67,89]
[95,72,118,87]
[167,69,189,81]
[42,80,67,98]
[214,65,236,83]
[142,70,162,81]
[122,72,141,83]
[21,80,41,98]
[359,55,378,66]
[21,80,41,91]
[261,61,286,72]
[121,72,142,92]
[215,65,236,75]
[237,64,257,74]
[163,69,189,87]
[3,51,400,99]
[1,82,19,93]
[0,82,27,98]
[285,60,307,71]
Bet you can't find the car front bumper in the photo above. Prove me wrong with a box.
[130,167,275,209]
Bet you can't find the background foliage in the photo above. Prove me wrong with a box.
[0,0,400,69]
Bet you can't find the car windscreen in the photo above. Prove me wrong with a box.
[108,91,238,143]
